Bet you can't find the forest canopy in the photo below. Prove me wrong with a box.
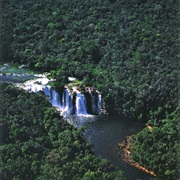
[0,83,124,180]
[1,0,179,179]
[1,0,179,122]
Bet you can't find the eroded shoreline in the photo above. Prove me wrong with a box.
[116,135,157,177]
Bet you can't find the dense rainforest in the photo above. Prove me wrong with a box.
[1,0,179,179]
[0,83,125,179]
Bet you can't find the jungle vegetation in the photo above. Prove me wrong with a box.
[130,109,180,179]
[0,83,124,180]
[1,0,179,179]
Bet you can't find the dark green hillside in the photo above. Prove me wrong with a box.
[2,0,178,121]
[0,83,124,179]
[130,109,180,179]
[1,0,179,179]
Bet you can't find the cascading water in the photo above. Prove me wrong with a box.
[48,87,101,116]
[50,89,61,107]
[61,89,74,114]
[2,67,152,179]
[32,84,42,93]
[49,88,101,116]
[89,92,102,114]
[76,92,88,115]
[90,92,96,114]
[19,76,101,117]
[97,94,101,114]
[43,86,51,97]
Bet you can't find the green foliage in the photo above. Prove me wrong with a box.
[1,0,178,122]
[1,1,179,179]
[130,109,180,179]
[0,83,124,179]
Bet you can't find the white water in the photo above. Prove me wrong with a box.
[76,92,88,115]
[17,76,101,125]
[61,89,74,114]
[50,89,61,107]
[0,67,150,179]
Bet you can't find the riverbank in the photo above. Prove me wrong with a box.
[117,135,157,177]
[0,83,126,179]
[84,116,153,180]
[1,63,178,179]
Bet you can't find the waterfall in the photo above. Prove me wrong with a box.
[27,83,42,93]
[50,89,61,107]
[63,89,74,114]
[90,92,97,114]
[97,94,101,114]
[61,89,66,108]
[76,92,88,115]
[89,92,101,114]
[59,89,90,115]
[47,88,101,115]
[43,86,51,97]
[20,77,101,115]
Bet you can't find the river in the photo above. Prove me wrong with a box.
[0,64,153,180]
[83,115,152,180]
